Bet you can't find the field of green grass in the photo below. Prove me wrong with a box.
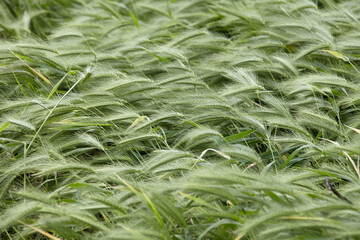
[1,0,360,239]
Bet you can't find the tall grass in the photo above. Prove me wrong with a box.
[1,0,360,239]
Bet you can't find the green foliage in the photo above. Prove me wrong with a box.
[1,0,360,239]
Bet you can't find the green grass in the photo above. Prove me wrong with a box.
[1,0,360,239]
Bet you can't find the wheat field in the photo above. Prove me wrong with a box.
[1,0,360,239]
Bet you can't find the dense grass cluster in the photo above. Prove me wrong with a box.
[1,0,360,239]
